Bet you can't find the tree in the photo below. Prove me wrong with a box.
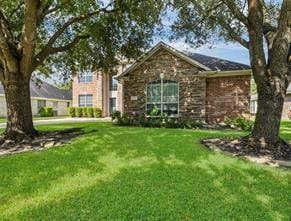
[172,0,291,149]
[0,0,163,142]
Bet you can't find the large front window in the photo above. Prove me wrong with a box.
[146,80,179,116]
[110,75,118,91]
[78,94,93,107]
[78,71,93,83]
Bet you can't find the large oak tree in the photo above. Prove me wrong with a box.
[0,0,162,142]
[173,0,291,149]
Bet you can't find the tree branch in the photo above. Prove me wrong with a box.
[20,0,40,77]
[34,35,89,68]
[0,28,18,73]
[0,9,13,42]
[222,0,249,27]
[34,3,116,69]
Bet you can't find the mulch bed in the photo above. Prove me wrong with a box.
[0,128,85,156]
[201,137,291,168]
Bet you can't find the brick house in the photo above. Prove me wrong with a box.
[73,42,251,122]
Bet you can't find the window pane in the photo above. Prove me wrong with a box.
[78,72,93,83]
[79,94,93,107]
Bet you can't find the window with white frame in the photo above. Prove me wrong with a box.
[146,80,179,116]
[78,71,93,83]
[78,94,93,107]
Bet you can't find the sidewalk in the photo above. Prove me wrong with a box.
[0,117,111,128]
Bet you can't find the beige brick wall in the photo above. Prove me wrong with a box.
[0,95,71,117]
[282,95,291,119]
[206,76,251,123]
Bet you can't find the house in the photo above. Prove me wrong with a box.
[73,42,252,122]
[72,63,129,116]
[0,80,72,117]
[251,85,291,119]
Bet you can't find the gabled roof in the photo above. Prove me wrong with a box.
[0,80,72,101]
[118,41,251,78]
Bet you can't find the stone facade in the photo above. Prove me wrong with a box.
[206,76,251,123]
[122,48,251,123]
[122,48,207,119]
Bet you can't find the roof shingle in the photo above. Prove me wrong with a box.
[0,80,72,101]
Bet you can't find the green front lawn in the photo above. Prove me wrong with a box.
[0,123,290,220]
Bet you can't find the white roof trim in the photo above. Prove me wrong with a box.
[117,42,211,79]
[199,69,252,78]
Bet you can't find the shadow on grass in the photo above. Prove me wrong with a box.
[0,123,290,220]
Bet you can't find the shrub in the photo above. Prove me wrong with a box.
[87,107,94,118]
[83,107,88,117]
[67,107,76,117]
[224,116,253,131]
[93,107,102,118]
[111,111,121,120]
[114,114,203,130]
[39,107,53,117]
[76,107,83,117]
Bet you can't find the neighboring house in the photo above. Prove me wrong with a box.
[72,64,129,116]
[251,85,291,119]
[118,42,251,123]
[0,80,72,117]
[73,42,251,122]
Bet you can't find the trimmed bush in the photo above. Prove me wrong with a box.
[224,116,253,131]
[76,107,83,117]
[93,108,102,118]
[111,111,121,120]
[39,107,53,117]
[87,107,94,118]
[113,113,203,129]
[67,107,76,117]
[83,107,88,117]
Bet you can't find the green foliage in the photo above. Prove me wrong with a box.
[76,107,83,117]
[93,108,102,118]
[87,107,94,118]
[39,107,54,117]
[111,111,121,120]
[83,107,88,117]
[224,116,254,131]
[68,107,76,117]
[114,114,203,129]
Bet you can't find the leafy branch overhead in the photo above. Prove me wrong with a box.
[0,0,163,80]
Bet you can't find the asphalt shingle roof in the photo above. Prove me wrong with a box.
[184,52,251,71]
[0,80,72,101]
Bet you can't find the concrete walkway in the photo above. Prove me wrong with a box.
[0,117,111,128]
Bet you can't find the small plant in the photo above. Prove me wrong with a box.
[149,106,160,117]
[76,107,83,117]
[83,107,88,117]
[87,107,94,118]
[224,116,253,131]
[67,107,76,117]
[39,107,53,117]
[111,111,121,120]
[93,107,102,118]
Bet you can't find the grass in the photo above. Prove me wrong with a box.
[0,122,290,220]
[0,116,68,123]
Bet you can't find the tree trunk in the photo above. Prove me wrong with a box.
[251,84,286,146]
[2,75,37,142]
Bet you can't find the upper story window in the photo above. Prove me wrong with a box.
[78,71,93,83]
[110,75,118,91]
[78,94,93,107]
[146,80,179,116]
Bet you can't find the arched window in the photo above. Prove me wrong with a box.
[146,80,179,116]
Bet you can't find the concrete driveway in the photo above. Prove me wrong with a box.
[0,117,111,128]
